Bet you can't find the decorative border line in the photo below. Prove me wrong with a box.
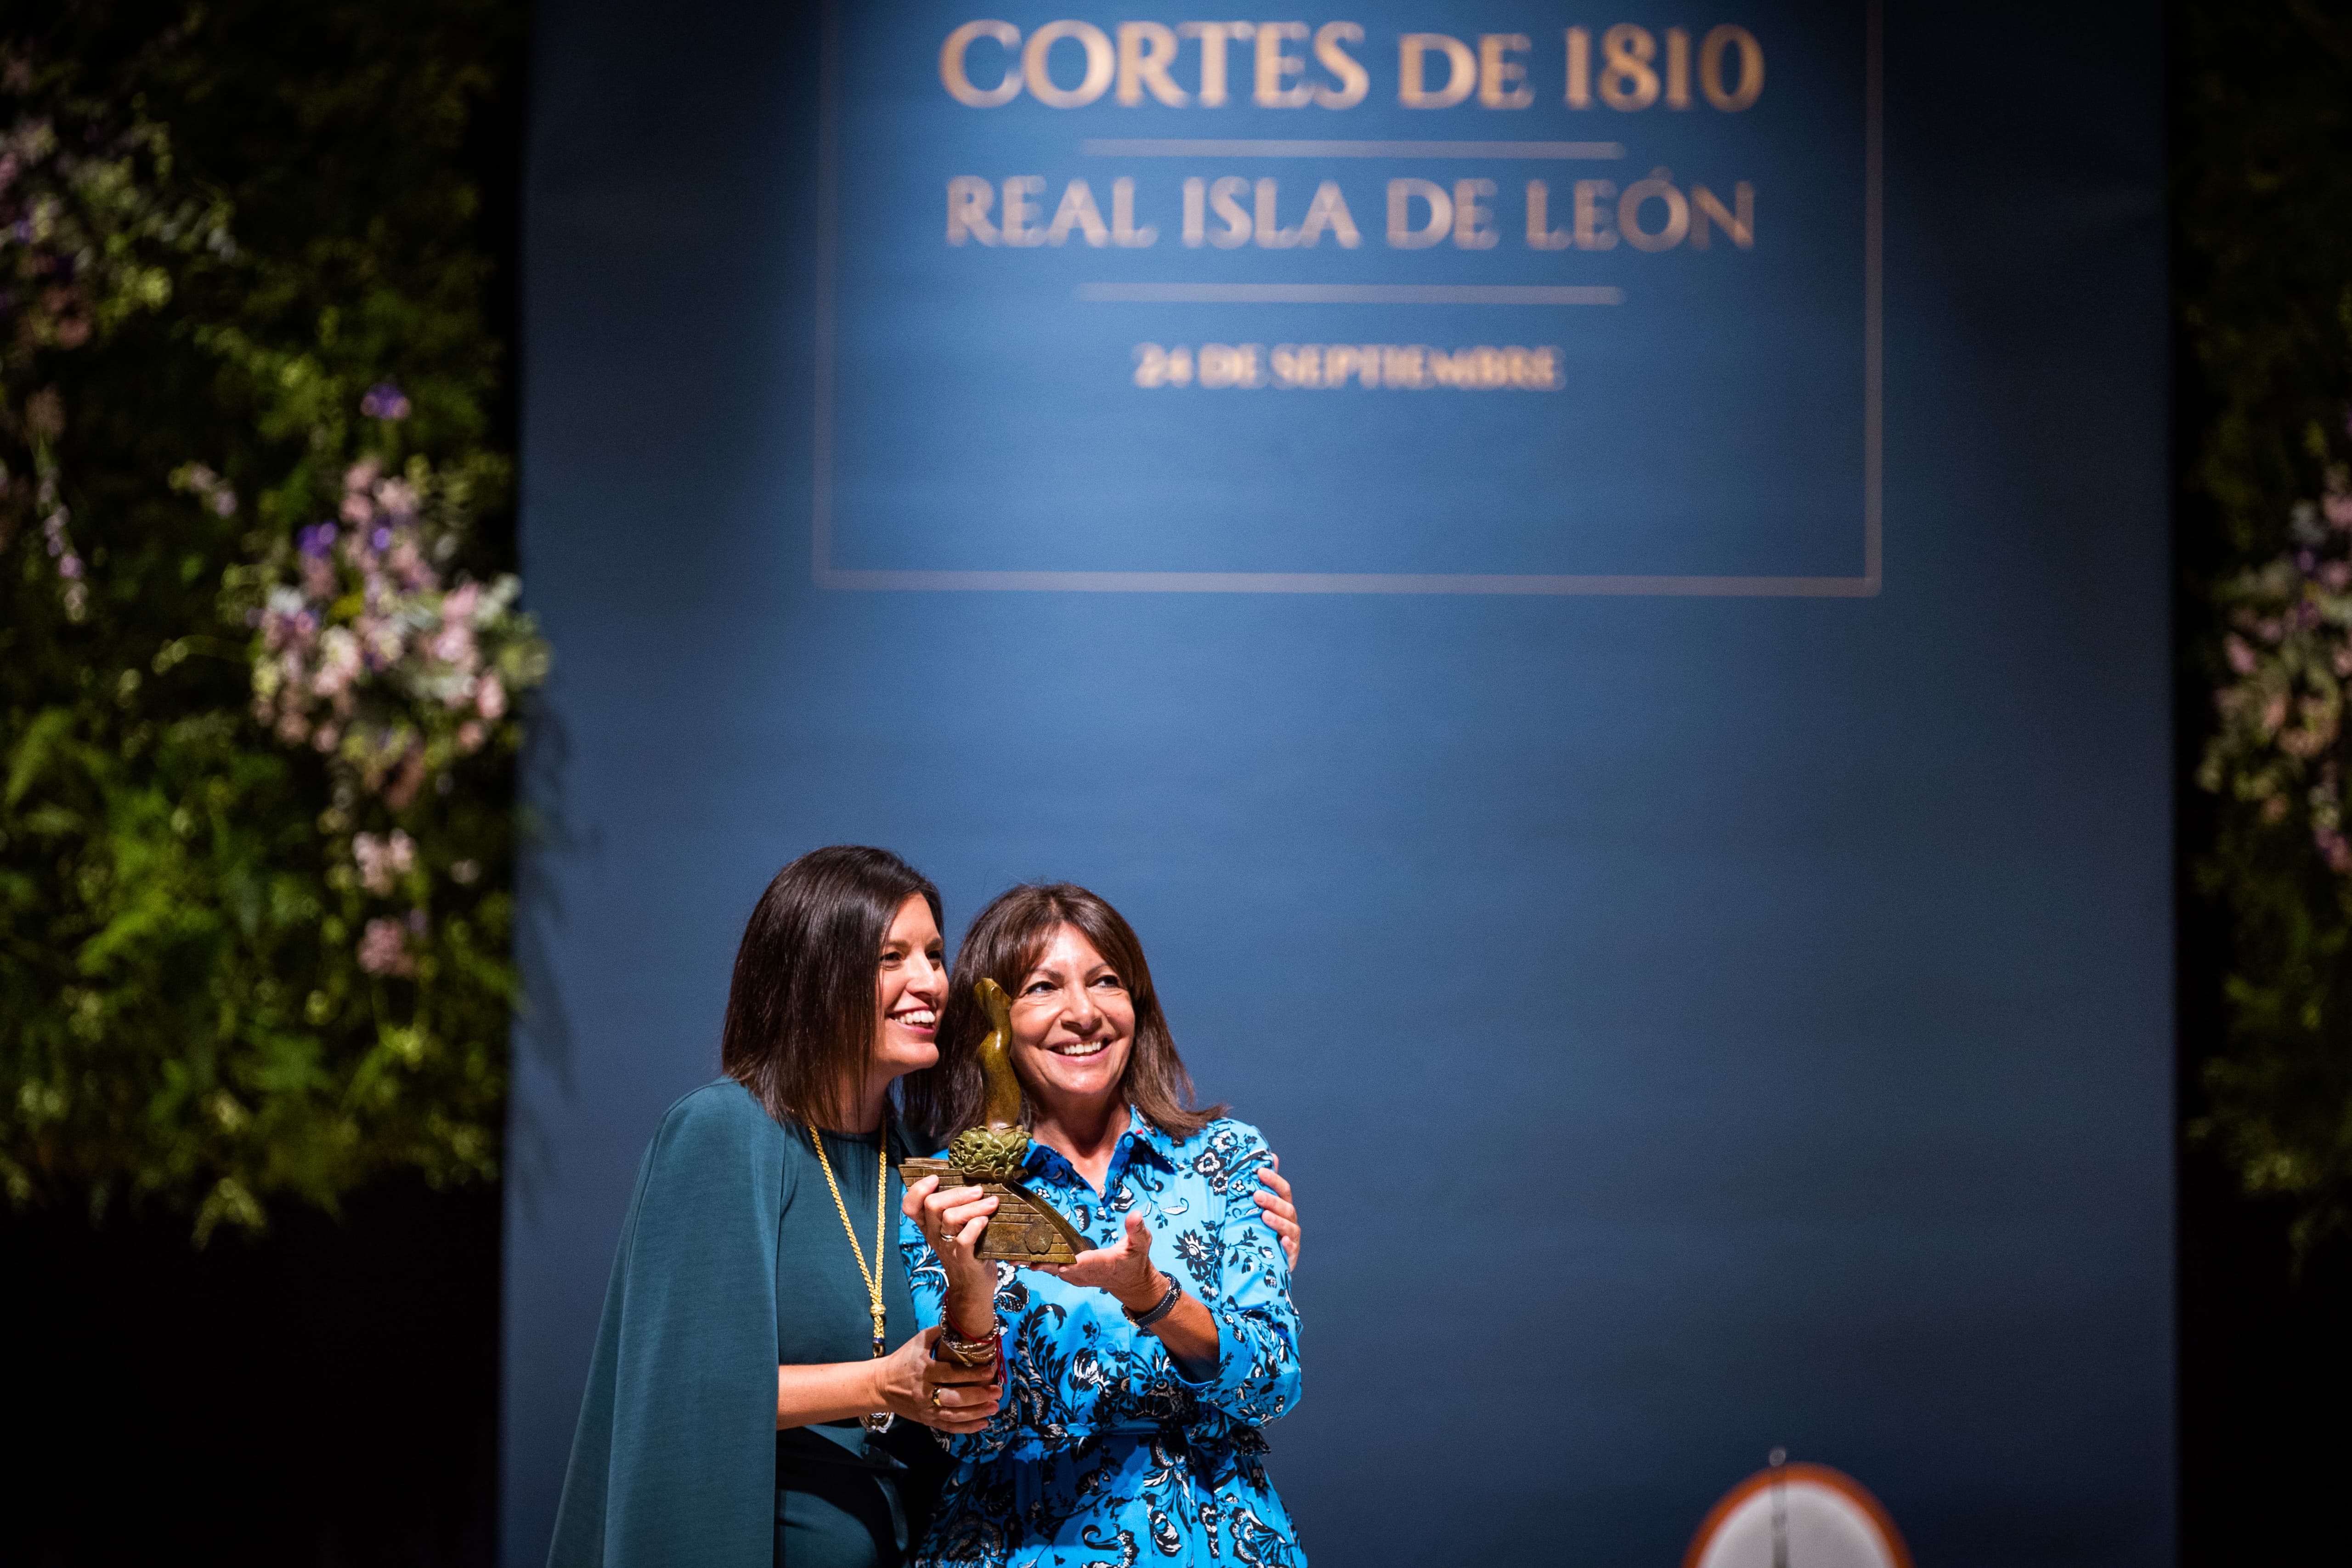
[816,567,1877,596]
[813,0,1883,599]
[1074,282,1625,305]
[1078,138,1627,158]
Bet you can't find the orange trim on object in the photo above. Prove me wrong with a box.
[1679,1461,1915,1568]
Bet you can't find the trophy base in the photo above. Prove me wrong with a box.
[902,1158,1089,1265]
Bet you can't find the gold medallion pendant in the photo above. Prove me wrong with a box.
[902,979,1091,1266]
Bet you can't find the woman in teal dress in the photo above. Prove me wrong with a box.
[898,883,1307,1567]
[549,846,1009,1568]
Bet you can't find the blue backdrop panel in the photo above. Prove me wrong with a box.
[825,2,1869,586]
[506,0,2167,1562]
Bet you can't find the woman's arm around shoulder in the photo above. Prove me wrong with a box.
[1168,1118,1303,1425]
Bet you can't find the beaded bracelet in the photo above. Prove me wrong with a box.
[936,1321,1000,1367]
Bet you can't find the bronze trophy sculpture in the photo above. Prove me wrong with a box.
[903,979,1091,1265]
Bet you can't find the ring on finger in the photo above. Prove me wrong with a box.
[929,1387,943,1411]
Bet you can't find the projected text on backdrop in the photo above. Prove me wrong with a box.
[817,4,1877,591]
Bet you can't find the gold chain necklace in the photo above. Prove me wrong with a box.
[811,1118,894,1434]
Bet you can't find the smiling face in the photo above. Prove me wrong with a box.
[871,894,947,1085]
[1006,923,1136,1115]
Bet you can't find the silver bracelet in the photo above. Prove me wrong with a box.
[1122,1271,1183,1330]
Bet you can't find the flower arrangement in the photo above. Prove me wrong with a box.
[2197,469,2352,1241]
[1,40,540,1238]
[2203,479,2352,867]
[240,443,548,982]
[1,88,230,620]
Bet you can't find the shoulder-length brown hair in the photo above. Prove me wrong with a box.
[721,845,941,1131]
[901,882,1224,1148]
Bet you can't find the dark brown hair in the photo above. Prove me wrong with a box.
[901,882,1224,1148]
[720,845,941,1131]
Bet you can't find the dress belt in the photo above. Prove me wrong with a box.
[776,1428,910,1556]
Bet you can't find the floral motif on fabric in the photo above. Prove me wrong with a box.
[903,1116,1305,1567]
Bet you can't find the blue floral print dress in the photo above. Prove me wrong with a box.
[900,1115,1305,1568]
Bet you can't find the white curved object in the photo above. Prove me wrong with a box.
[1686,1464,1911,1568]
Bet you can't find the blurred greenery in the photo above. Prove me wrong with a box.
[2177,0,2352,1250]
[0,1,526,1238]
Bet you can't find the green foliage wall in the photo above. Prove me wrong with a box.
[2177,1,2352,1247]
[0,1,531,1237]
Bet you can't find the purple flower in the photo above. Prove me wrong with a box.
[361,382,412,421]
[299,523,338,558]
[371,526,392,552]
[57,554,83,580]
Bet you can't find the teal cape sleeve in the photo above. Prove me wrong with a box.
[548,1080,787,1567]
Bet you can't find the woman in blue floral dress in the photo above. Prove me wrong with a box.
[898,883,1305,1568]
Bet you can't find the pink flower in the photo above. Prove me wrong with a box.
[344,458,382,495]
[358,615,403,671]
[302,555,336,601]
[311,627,363,697]
[456,719,486,753]
[2319,827,2352,873]
[2224,635,2258,676]
[375,477,418,518]
[386,538,435,593]
[175,464,239,517]
[475,673,506,720]
[356,917,416,978]
[352,829,417,896]
[431,625,477,676]
[384,748,428,811]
